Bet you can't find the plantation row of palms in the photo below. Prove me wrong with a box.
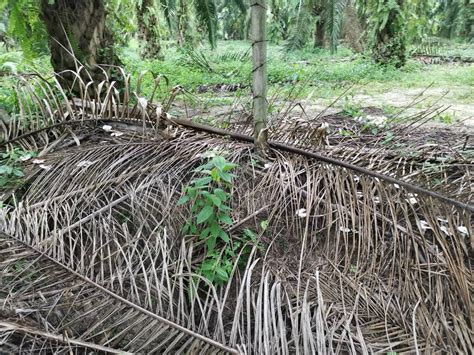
[1,0,472,148]
[1,0,472,70]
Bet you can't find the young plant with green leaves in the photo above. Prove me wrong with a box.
[179,151,238,284]
[0,147,35,188]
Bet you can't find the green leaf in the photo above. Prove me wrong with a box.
[0,165,12,175]
[213,188,228,201]
[210,222,221,237]
[197,205,214,224]
[200,227,211,239]
[177,195,190,205]
[193,176,212,186]
[219,214,232,225]
[201,259,215,271]
[215,267,228,282]
[244,229,257,242]
[212,156,227,170]
[206,234,217,250]
[218,205,231,212]
[224,164,238,172]
[186,187,198,198]
[219,230,230,242]
[220,172,234,183]
[211,168,220,182]
[207,194,221,207]
[200,191,211,198]
[13,169,24,177]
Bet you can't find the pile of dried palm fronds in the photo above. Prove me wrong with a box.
[0,68,472,354]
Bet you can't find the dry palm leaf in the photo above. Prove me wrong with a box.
[1,67,472,354]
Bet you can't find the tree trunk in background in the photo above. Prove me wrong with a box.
[136,0,163,59]
[177,0,190,47]
[463,0,474,38]
[313,3,325,48]
[314,20,325,48]
[251,0,268,155]
[40,0,119,88]
[372,0,406,68]
[340,3,364,53]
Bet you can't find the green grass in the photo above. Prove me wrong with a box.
[0,47,52,113]
[120,40,474,107]
[1,40,473,114]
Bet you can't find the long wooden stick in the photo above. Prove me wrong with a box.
[251,0,268,153]
[0,320,132,355]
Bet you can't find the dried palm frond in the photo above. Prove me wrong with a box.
[3,135,472,352]
[0,232,239,354]
[223,93,473,204]
[1,66,473,354]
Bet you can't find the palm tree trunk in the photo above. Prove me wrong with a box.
[314,20,326,48]
[40,0,119,88]
[177,0,190,47]
[136,0,163,59]
[372,0,406,67]
[463,0,473,38]
[251,0,268,154]
[313,3,325,48]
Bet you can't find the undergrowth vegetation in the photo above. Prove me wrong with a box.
[1,40,473,117]
[0,147,34,189]
[0,46,472,353]
[179,151,263,285]
[123,40,474,97]
[180,151,239,284]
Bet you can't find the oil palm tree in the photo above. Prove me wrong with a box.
[41,0,118,74]
[193,0,247,47]
[176,0,190,46]
[369,0,407,67]
[286,0,348,53]
[137,0,163,59]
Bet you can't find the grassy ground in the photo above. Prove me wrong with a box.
[121,40,474,124]
[121,40,473,98]
[1,40,473,122]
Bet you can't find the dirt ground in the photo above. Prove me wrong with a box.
[304,87,473,127]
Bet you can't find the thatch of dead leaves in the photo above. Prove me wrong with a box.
[0,67,472,354]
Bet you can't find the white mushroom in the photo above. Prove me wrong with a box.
[39,165,52,171]
[296,209,307,218]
